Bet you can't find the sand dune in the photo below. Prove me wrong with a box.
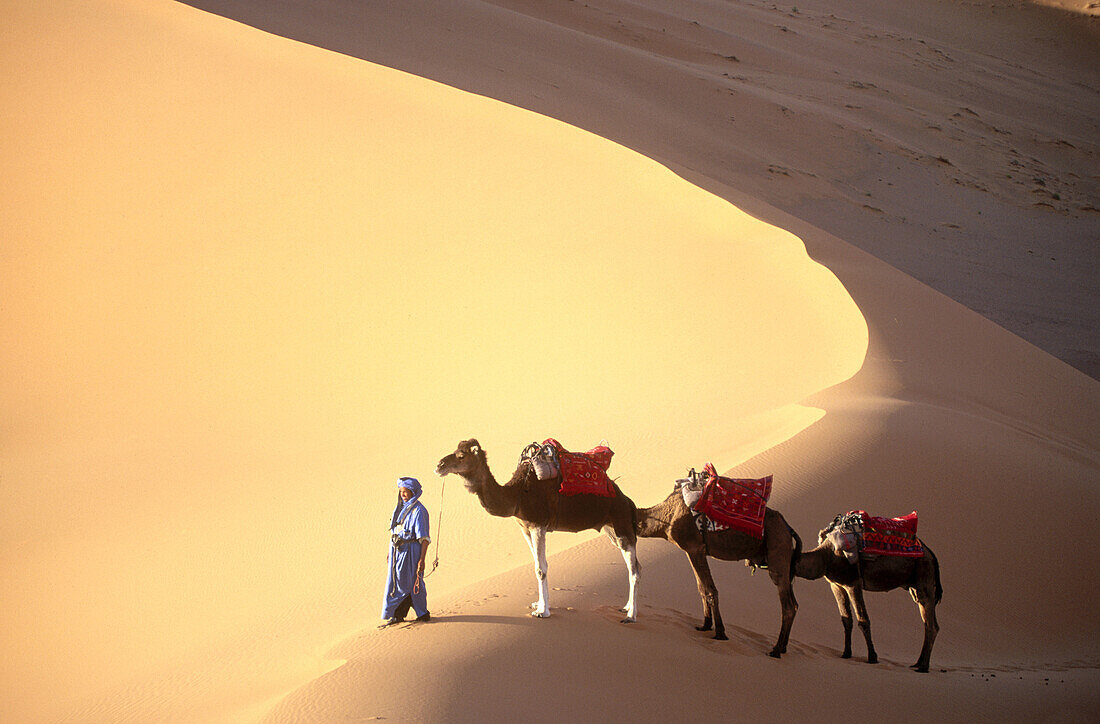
[2,0,1097,721]
[2,0,863,719]
[182,0,1100,379]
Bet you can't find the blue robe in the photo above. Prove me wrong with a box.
[382,481,430,619]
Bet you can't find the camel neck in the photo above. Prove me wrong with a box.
[793,544,831,580]
[636,497,678,538]
[467,464,519,518]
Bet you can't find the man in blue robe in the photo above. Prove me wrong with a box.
[381,476,430,626]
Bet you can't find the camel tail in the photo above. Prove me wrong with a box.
[926,542,943,604]
[628,489,639,538]
[612,480,640,541]
[919,539,946,598]
[788,524,802,583]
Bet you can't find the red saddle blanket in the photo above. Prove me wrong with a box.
[854,510,923,557]
[543,438,616,498]
[693,462,772,538]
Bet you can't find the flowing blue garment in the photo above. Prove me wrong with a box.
[382,477,430,619]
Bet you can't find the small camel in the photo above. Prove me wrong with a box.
[436,439,640,621]
[635,476,802,658]
[794,518,943,672]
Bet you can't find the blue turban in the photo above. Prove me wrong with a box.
[390,476,423,530]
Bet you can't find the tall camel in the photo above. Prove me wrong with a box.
[436,439,640,621]
[794,520,943,672]
[635,478,802,658]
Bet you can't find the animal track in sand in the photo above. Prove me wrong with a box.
[949,657,1100,675]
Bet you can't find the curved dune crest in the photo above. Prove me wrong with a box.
[0,1,865,719]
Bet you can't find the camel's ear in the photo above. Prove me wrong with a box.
[468,440,482,455]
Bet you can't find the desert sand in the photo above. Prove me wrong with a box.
[1,0,1097,722]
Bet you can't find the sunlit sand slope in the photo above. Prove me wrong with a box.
[270,188,1100,723]
[0,1,865,720]
[212,0,1100,721]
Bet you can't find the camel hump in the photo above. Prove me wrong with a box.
[858,511,922,557]
[521,441,561,481]
[693,464,772,538]
[525,438,617,498]
[831,510,924,558]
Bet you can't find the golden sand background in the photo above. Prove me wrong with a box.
[2,1,1097,720]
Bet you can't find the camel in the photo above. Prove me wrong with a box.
[794,518,943,672]
[635,475,802,658]
[435,439,640,621]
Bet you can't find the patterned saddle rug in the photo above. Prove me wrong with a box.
[691,462,772,538]
[830,510,923,557]
[542,438,616,498]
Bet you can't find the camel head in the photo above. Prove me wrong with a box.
[436,438,487,492]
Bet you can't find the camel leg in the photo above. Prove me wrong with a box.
[519,525,538,611]
[768,566,798,658]
[529,526,550,618]
[847,586,877,664]
[520,525,550,618]
[686,550,712,632]
[910,588,939,673]
[604,526,640,623]
[685,549,726,640]
[519,523,537,588]
[830,582,854,659]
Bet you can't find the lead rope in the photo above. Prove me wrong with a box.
[423,475,445,579]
